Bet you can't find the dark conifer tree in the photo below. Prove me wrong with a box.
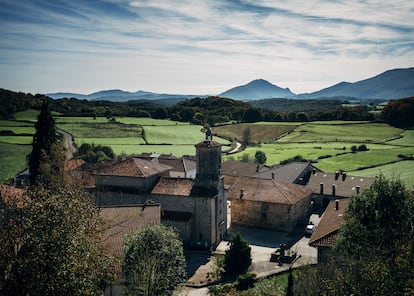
[28,101,58,184]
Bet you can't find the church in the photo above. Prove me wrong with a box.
[94,136,227,249]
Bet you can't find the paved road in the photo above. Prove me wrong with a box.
[57,128,75,159]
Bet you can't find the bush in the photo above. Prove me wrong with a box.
[236,273,256,290]
[224,233,252,275]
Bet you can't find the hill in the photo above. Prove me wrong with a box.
[301,68,414,100]
[219,79,296,100]
[47,89,202,102]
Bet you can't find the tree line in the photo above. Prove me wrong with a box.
[1,88,413,128]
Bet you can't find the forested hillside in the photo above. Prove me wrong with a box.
[2,89,413,127]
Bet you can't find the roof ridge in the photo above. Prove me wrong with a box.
[272,179,294,204]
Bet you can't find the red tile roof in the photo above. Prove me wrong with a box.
[151,177,194,196]
[95,157,172,177]
[226,176,313,204]
[309,198,350,247]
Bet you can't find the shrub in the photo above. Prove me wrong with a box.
[236,273,256,290]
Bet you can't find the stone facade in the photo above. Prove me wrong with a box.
[227,176,313,232]
[231,190,312,232]
[95,140,227,249]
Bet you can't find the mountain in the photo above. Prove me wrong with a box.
[47,89,202,102]
[46,67,414,103]
[301,68,414,100]
[219,79,296,100]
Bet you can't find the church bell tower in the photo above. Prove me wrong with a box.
[191,129,222,196]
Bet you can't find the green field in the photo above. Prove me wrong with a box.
[351,160,414,189]
[278,122,403,143]
[387,130,414,146]
[213,123,297,143]
[0,143,31,183]
[314,146,414,172]
[1,113,413,187]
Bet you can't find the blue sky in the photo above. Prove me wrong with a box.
[0,0,413,95]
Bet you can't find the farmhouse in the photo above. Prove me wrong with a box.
[94,138,227,248]
[226,176,313,232]
[309,198,350,263]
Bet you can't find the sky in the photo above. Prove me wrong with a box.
[0,0,413,95]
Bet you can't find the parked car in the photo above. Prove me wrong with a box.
[304,222,315,237]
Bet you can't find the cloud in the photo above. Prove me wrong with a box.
[0,0,413,94]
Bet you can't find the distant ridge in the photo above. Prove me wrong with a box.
[300,67,414,100]
[47,89,203,102]
[219,79,296,100]
[47,67,414,102]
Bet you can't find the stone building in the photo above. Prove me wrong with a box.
[95,139,227,249]
[226,176,313,232]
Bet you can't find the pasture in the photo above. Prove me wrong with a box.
[1,112,413,187]
[0,143,31,183]
[278,122,403,143]
[353,160,414,189]
[213,123,297,143]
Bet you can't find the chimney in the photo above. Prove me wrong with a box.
[342,172,347,181]
[320,183,324,194]
[240,188,244,199]
[271,172,275,179]
[356,185,360,194]
[335,171,339,180]
[332,184,336,196]
[335,199,339,211]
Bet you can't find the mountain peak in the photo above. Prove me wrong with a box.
[219,79,296,100]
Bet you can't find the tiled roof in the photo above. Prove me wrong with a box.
[309,198,350,247]
[95,157,172,177]
[226,176,313,204]
[254,162,311,182]
[151,177,194,196]
[222,160,269,177]
[99,204,161,273]
[306,171,375,198]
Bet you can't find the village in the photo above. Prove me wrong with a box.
[25,130,373,295]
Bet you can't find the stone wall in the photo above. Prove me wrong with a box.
[231,193,312,232]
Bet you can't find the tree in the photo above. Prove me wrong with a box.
[28,101,60,184]
[224,232,252,275]
[329,176,414,295]
[0,183,116,295]
[123,224,186,296]
[254,150,267,164]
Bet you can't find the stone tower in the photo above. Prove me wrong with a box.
[190,135,227,247]
[191,139,222,196]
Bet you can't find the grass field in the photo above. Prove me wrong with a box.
[213,123,297,143]
[0,143,31,183]
[1,113,413,187]
[351,160,414,189]
[57,122,143,138]
[314,146,414,172]
[387,130,414,146]
[278,122,403,143]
